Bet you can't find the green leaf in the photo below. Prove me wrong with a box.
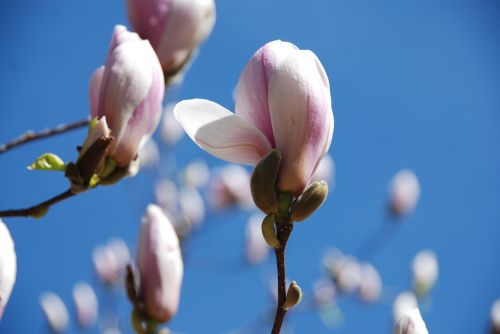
[27,153,66,171]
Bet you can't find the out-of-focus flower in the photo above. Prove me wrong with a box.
[412,250,438,296]
[138,138,160,169]
[0,219,16,320]
[389,169,421,216]
[358,263,382,303]
[72,282,98,328]
[155,179,179,214]
[244,213,269,264]
[394,308,428,334]
[126,0,216,74]
[313,278,336,307]
[393,291,418,324]
[312,154,335,185]
[92,238,130,285]
[161,104,184,146]
[184,160,210,189]
[39,292,69,333]
[322,247,344,280]
[137,204,183,323]
[88,25,164,167]
[209,165,253,210]
[174,40,334,195]
[336,256,362,294]
[491,299,500,333]
[178,186,205,228]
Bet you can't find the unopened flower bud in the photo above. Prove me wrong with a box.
[251,149,281,214]
[394,308,428,334]
[0,220,16,320]
[290,181,328,222]
[283,281,302,310]
[358,263,382,303]
[393,291,418,324]
[261,214,280,249]
[39,292,69,333]
[491,299,500,333]
[389,169,420,216]
[412,250,438,296]
[72,282,98,328]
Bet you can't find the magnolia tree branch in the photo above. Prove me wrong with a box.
[271,215,294,334]
[0,117,90,155]
[0,189,76,217]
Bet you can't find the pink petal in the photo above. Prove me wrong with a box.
[88,66,104,118]
[174,99,272,165]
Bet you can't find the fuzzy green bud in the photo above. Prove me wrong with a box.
[261,214,280,248]
[250,150,281,214]
[27,153,66,171]
[283,281,302,311]
[290,181,328,222]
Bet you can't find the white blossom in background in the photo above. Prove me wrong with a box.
[161,104,184,146]
[358,263,382,303]
[312,154,335,185]
[393,291,418,324]
[389,169,421,216]
[179,186,205,228]
[336,256,362,294]
[0,219,16,320]
[322,247,344,280]
[209,165,253,210]
[155,179,179,214]
[412,249,438,296]
[394,308,428,334]
[184,160,210,189]
[39,292,69,333]
[92,238,130,285]
[72,282,98,328]
[491,299,500,332]
[138,138,160,169]
[244,213,269,264]
[313,278,337,307]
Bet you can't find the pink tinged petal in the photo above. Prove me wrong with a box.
[174,99,272,165]
[235,40,298,146]
[156,0,216,70]
[79,116,111,157]
[72,282,98,328]
[137,204,183,323]
[89,66,104,118]
[0,219,16,321]
[39,292,69,333]
[126,0,173,49]
[268,50,334,194]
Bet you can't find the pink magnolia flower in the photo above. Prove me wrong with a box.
[126,0,216,72]
[394,308,429,334]
[174,40,334,194]
[89,25,164,167]
[0,219,16,320]
[137,204,183,323]
[39,292,69,333]
[72,282,98,328]
[389,169,421,216]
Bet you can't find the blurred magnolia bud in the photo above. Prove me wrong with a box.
[322,247,344,280]
[336,256,362,294]
[491,299,500,333]
[126,0,216,75]
[389,169,421,216]
[313,278,336,307]
[39,292,69,333]
[137,204,183,323]
[210,165,253,210]
[184,160,210,189]
[155,179,179,213]
[261,214,280,249]
[283,281,302,311]
[358,263,382,303]
[179,186,205,227]
[0,219,16,320]
[311,154,335,185]
[245,213,270,264]
[138,138,160,169]
[393,291,418,323]
[394,308,428,334]
[161,104,184,146]
[92,238,130,285]
[250,150,281,214]
[72,282,98,328]
[290,180,328,222]
[412,250,438,296]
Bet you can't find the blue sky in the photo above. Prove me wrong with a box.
[1,0,500,333]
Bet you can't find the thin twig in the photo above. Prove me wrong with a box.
[271,215,294,334]
[0,117,90,155]
[0,189,75,218]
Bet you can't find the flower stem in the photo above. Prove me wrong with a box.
[0,189,76,218]
[0,117,90,155]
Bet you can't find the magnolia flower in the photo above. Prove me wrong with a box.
[389,169,421,216]
[412,250,438,296]
[0,219,16,320]
[72,282,98,328]
[358,263,382,303]
[336,256,362,293]
[394,308,429,334]
[491,299,500,333]
[245,213,269,264]
[178,186,205,228]
[88,25,164,167]
[209,165,253,210]
[393,291,418,323]
[126,0,216,73]
[175,40,334,195]
[137,204,183,323]
[155,179,179,214]
[92,238,130,285]
[138,138,160,169]
[313,278,336,307]
[161,104,184,146]
[39,292,69,333]
[184,160,210,189]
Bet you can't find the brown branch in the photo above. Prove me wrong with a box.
[271,215,294,334]
[0,189,75,218]
[0,117,90,155]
